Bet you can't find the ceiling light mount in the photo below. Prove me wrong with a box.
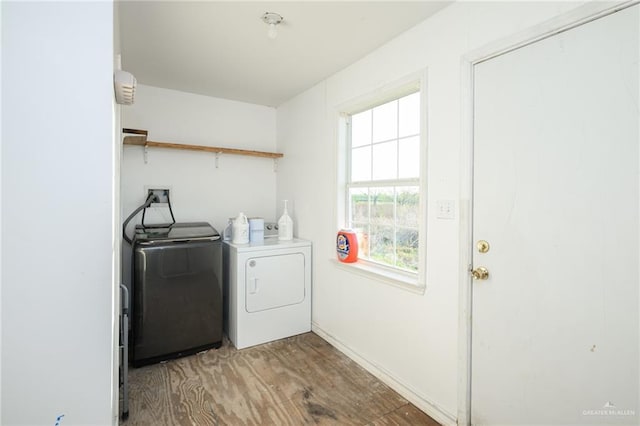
[261,12,283,39]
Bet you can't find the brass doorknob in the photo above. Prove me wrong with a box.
[471,267,489,280]
[477,240,490,253]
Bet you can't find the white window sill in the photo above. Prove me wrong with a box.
[330,258,426,295]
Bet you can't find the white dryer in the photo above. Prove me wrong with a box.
[223,236,311,349]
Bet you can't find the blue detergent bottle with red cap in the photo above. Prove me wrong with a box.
[336,229,358,263]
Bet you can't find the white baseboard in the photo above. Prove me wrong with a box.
[311,323,457,426]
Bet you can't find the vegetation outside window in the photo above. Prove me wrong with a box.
[346,91,421,274]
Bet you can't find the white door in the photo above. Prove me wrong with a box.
[471,5,639,424]
[245,253,305,313]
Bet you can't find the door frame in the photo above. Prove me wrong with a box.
[456,1,639,424]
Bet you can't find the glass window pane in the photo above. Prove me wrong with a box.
[370,187,394,225]
[345,90,423,276]
[372,141,397,180]
[351,146,371,181]
[372,100,398,143]
[396,186,419,227]
[370,225,395,266]
[351,110,372,148]
[398,136,420,179]
[396,228,419,272]
[399,92,420,137]
[349,188,369,223]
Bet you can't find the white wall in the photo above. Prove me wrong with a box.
[1,2,116,425]
[276,2,586,423]
[112,1,123,421]
[0,1,4,421]
[121,84,277,287]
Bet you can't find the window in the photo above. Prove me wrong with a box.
[345,91,423,276]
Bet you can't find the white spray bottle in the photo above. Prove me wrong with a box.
[278,200,293,241]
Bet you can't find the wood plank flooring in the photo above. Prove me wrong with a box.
[121,332,439,425]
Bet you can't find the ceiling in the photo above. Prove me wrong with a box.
[118,1,450,107]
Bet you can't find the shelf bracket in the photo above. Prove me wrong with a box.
[215,152,221,168]
[273,158,278,172]
[143,144,149,164]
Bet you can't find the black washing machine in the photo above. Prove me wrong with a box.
[132,222,222,367]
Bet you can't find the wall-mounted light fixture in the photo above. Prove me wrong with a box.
[261,12,283,39]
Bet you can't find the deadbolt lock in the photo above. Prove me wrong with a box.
[471,267,489,280]
[477,240,490,253]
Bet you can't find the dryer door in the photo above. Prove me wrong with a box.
[245,252,305,313]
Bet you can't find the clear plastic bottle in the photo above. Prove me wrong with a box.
[278,200,293,241]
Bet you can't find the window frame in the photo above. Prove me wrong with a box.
[336,72,428,292]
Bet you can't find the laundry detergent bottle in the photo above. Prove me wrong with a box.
[336,229,358,263]
[278,200,293,241]
[232,212,250,244]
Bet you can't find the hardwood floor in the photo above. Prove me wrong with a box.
[122,332,439,425]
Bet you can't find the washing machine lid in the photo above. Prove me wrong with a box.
[134,222,220,243]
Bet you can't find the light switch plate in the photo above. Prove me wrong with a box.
[436,200,455,220]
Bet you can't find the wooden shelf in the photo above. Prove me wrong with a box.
[122,128,283,160]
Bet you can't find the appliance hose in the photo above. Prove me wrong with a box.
[122,193,157,245]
